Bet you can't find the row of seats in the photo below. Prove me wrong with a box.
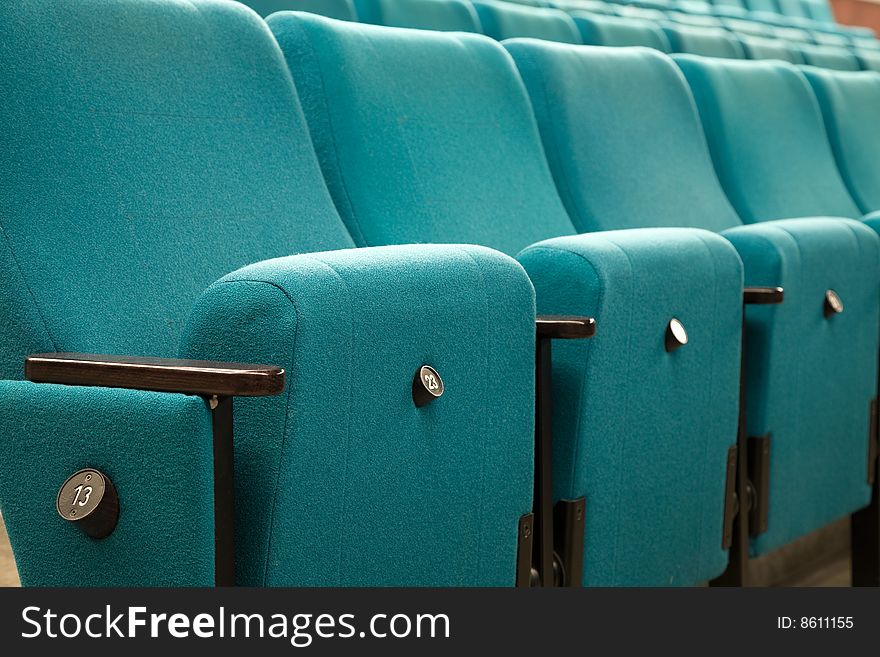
[240,0,880,71]
[1,0,878,587]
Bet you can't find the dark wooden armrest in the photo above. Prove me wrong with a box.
[536,315,596,340]
[743,287,784,305]
[25,353,285,398]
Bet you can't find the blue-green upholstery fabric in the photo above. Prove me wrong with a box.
[472,0,582,41]
[853,48,880,72]
[354,0,482,31]
[572,11,672,50]
[269,14,577,254]
[1,0,536,586]
[662,23,746,57]
[667,11,725,28]
[802,68,880,214]
[770,25,814,42]
[737,34,805,62]
[613,4,670,21]
[798,43,861,70]
[181,245,536,586]
[506,40,880,554]
[271,13,746,585]
[674,55,864,222]
[801,0,834,22]
[518,228,743,585]
[721,17,775,35]
[723,220,880,553]
[505,43,742,233]
[777,0,810,18]
[0,385,215,586]
[809,30,850,47]
[239,0,358,20]
[554,0,618,15]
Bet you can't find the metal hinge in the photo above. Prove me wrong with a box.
[721,445,738,549]
[747,434,771,537]
[552,497,586,587]
[515,513,535,587]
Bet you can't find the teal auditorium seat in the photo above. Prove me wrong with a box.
[673,56,865,222]
[504,41,880,558]
[797,42,861,70]
[472,0,582,41]
[721,16,776,36]
[853,48,880,72]
[572,11,672,50]
[0,0,538,587]
[801,0,834,23]
[238,0,357,20]
[802,68,880,216]
[662,23,746,56]
[354,0,482,31]
[270,13,745,586]
[553,0,619,14]
[736,33,804,62]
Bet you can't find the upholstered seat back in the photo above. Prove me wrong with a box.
[0,0,353,377]
[269,14,577,254]
[354,0,482,32]
[802,68,880,214]
[239,0,358,19]
[571,12,672,51]
[674,55,863,222]
[504,43,743,232]
[472,0,582,42]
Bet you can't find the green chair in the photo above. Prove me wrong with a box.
[0,0,538,587]
[270,12,747,586]
[736,33,805,62]
[504,41,880,582]
[238,0,358,20]
[797,42,861,69]
[472,0,582,41]
[662,23,746,56]
[802,68,880,217]
[572,11,672,50]
[354,0,482,31]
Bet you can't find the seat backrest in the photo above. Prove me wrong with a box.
[662,23,746,57]
[503,41,742,232]
[737,34,805,63]
[666,11,725,28]
[810,30,851,47]
[771,25,813,43]
[802,0,834,22]
[472,0,582,42]
[555,0,618,15]
[743,0,783,13]
[354,0,482,31]
[798,43,862,70]
[674,55,863,221]
[267,13,576,254]
[722,17,775,36]
[270,16,746,587]
[712,0,749,10]
[777,0,810,18]
[854,47,880,72]
[802,67,880,214]
[572,11,672,51]
[0,0,354,380]
[240,0,358,19]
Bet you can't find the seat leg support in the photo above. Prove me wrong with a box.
[711,316,752,587]
[852,395,879,587]
[533,338,555,587]
[209,395,236,587]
